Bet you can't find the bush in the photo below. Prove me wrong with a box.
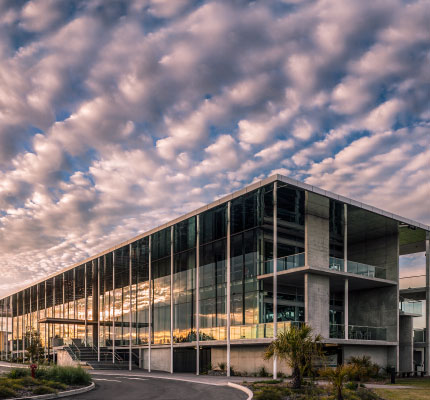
[0,385,17,399]
[347,356,380,382]
[254,387,284,400]
[7,367,30,379]
[43,380,68,390]
[258,366,270,377]
[32,385,57,395]
[36,365,91,385]
[217,362,226,371]
[345,381,358,390]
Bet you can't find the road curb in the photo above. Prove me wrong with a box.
[227,382,253,400]
[13,381,95,400]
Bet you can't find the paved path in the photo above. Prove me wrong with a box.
[70,374,247,400]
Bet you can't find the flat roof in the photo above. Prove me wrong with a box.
[2,174,429,299]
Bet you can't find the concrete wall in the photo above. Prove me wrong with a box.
[142,348,170,372]
[305,273,330,338]
[349,286,398,342]
[305,192,330,269]
[56,349,80,367]
[211,346,292,376]
[348,217,399,281]
[399,315,413,373]
[343,345,388,368]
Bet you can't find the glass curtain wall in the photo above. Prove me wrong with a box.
[199,204,227,341]
[151,228,171,344]
[114,246,129,346]
[132,237,149,345]
[173,217,196,343]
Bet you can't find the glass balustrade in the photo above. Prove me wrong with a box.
[329,324,345,338]
[329,257,344,271]
[414,329,426,343]
[264,253,305,274]
[399,300,422,315]
[347,261,386,279]
[348,325,387,341]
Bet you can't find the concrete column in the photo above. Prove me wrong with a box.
[23,290,26,360]
[129,244,133,371]
[305,192,330,269]
[196,215,200,376]
[305,273,330,337]
[84,264,87,346]
[97,258,101,362]
[426,231,430,375]
[148,236,152,372]
[304,191,330,337]
[1,300,3,360]
[399,315,413,373]
[112,252,116,364]
[344,279,349,340]
[344,204,348,272]
[226,201,231,377]
[62,274,65,339]
[6,297,9,358]
[73,269,76,338]
[273,181,278,379]
[45,281,47,358]
[170,226,174,374]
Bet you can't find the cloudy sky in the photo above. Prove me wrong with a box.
[0,0,429,297]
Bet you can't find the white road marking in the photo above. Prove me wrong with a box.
[93,378,122,383]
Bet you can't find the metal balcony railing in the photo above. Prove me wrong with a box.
[329,324,387,341]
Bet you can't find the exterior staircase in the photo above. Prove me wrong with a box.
[65,344,131,370]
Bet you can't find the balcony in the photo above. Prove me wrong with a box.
[329,257,386,279]
[329,324,387,340]
[399,299,422,315]
[264,252,305,274]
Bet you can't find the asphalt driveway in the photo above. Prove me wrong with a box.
[70,374,247,400]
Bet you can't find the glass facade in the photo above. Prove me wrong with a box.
[1,179,405,362]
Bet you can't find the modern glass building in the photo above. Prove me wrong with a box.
[1,175,429,376]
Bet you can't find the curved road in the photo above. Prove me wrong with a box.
[70,375,247,400]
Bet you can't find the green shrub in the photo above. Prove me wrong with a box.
[32,385,57,395]
[43,380,68,390]
[217,362,226,371]
[347,356,380,382]
[7,367,30,379]
[258,366,270,377]
[253,379,283,384]
[345,381,358,390]
[36,365,91,385]
[254,387,283,400]
[0,385,17,399]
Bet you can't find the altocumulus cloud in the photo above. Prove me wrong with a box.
[0,0,429,295]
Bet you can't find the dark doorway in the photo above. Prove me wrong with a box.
[173,347,212,373]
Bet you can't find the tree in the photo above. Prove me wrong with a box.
[264,324,323,389]
[320,364,355,400]
[24,328,45,363]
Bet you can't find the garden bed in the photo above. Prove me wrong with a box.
[0,366,92,399]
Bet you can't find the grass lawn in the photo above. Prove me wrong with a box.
[374,378,430,400]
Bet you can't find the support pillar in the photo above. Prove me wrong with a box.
[129,244,133,371]
[170,226,174,374]
[226,201,231,377]
[112,252,116,364]
[84,264,88,347]
[425,231,430,375]
[196,215,200,376]
[344,279,349,340]
[97,258,101,362]
[273,181,278,379]
[148,236,152,373]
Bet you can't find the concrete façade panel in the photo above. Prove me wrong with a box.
[305,191,330,269]
[399,315,414,373]
[143,348,170,372]
[210,346,292,376]
[343,345,388,368]
[348,286,398,342]
[305,273,330,338]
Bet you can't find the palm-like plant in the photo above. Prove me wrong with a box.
[320,364,356,400]
[264,324,323,389]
